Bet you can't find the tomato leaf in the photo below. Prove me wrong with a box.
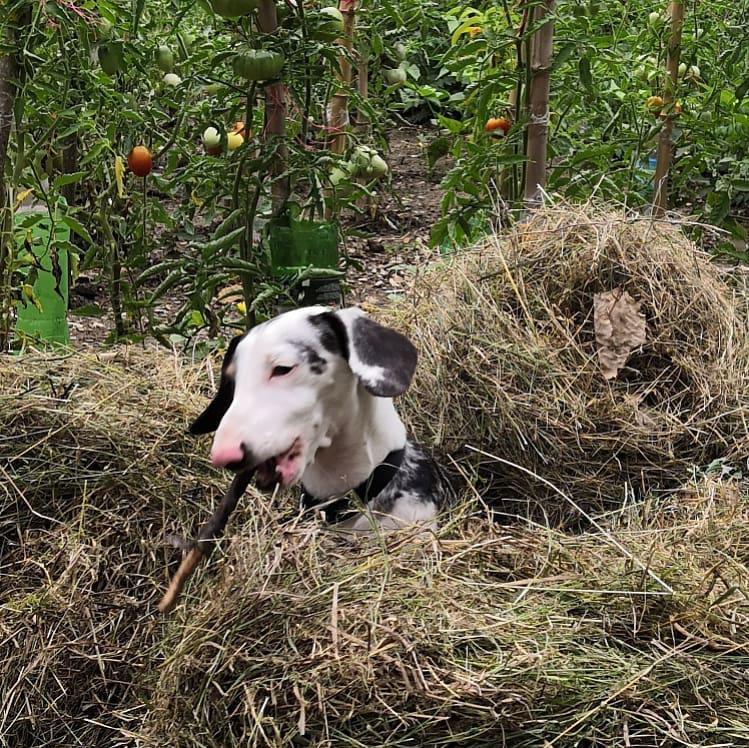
[61,215,94,245]
[736,75,749,101]
[52,172,86,190]
[579,56,593,91]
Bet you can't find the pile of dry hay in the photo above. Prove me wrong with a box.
[2,206,749,746]
[386,203,749,517]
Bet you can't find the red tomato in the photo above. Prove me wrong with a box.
[485,117,511,134]
[127,145,152,177]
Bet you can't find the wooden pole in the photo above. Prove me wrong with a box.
[652,0,684,217]
[522,0,555,210]
[257,0,289,213]
[329,0,357,156]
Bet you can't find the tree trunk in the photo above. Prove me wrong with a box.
[329,0,356,156]
[523,0,555,210]
[652,0,684,217]
[257,0,289,214]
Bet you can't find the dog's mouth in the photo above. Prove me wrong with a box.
[254,440,303,491]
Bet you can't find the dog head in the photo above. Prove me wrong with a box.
[189,306,417,490]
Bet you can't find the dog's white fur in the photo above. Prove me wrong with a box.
[196,306,443,531]
[211,308,401,493]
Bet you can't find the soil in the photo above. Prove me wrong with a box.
[67,125,447,348]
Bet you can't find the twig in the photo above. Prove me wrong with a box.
[158,470,254,613]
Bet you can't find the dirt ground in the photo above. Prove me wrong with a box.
[67,126,446,348]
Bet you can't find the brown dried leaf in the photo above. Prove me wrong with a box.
[593,288,646,379]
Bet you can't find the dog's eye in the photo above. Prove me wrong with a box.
[271,365,295,378]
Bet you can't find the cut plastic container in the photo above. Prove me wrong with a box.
[14,200,71,346]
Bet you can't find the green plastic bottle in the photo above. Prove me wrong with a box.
[267,203,342,310]
[14,200,71,346]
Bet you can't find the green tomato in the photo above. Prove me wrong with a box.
[330,165,350,187]
[394,42,407,62]
[350,145,374,175]
[98,42,124,75]
[309,7,345,41]
[210,0,259,18]
[163,73,182,87]
[232,49,285,81]
[648,11,661,27]
[678,62,687,77]
[156,45,174,73]
[367,154,389,178]
[204,82,222,95]
[383,67,407,86]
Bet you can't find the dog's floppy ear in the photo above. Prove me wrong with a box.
[189,334,244,434]
[311,308,417,397]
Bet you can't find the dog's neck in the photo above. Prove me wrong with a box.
[301,382,406,499]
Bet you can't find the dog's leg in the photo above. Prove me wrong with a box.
[334,492,438,534]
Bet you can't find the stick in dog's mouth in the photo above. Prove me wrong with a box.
[157,469,254,614]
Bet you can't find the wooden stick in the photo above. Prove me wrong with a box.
[158,470,254,614]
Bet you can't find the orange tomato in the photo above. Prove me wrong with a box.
[127,145,152,177]
[485,116,511,134]
[646,95,664,113]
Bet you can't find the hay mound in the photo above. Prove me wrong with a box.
[2,348,749,746]
[387,203,749,513]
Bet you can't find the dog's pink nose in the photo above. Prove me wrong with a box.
[210,444,245,467]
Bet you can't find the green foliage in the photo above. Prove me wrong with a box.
[2,0,748,346]
[417,0,749,246]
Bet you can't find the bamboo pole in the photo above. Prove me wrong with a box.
[329,0,357,156]
[356,45,369,133]
[652,0,684,216]
[257,0,289,213]
[523,0,555,210]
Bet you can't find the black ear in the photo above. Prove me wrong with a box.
[312,308,417,397]
[189,335,244,435]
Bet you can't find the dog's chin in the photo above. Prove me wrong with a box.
[254,440,304,492]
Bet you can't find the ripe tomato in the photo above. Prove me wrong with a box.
[485,117,511,134]
[227,131,244,151]
[646,95,664,112]
[127,145,152,177]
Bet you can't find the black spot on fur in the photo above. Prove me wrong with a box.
[350,316,417,397]
[309,312,349,361]
[293,342,328,375]
[189,334,244,434]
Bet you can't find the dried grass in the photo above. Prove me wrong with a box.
[385,202,749,517]
[2,205,749,746]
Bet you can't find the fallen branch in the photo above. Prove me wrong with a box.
[158,470,254,613]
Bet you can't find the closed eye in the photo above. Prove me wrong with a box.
[271,364,295,378]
